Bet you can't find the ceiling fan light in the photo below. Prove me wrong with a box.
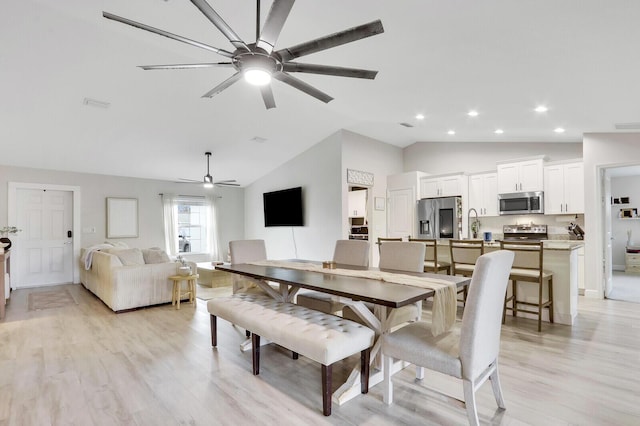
[203,174,214,188]
[244,68,271,86]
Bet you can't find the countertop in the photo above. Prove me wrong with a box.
[436,239,584,251]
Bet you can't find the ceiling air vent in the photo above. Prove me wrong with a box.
[83,97,110,109]
[615,122,640,130]
[399,122,414,128]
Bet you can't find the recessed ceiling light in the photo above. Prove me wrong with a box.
[554,127,565,133]
[415,114,425,120]
[534,105,548,113]
[494,129,504,134]
[447,130,456,135]
[467,110,479,117]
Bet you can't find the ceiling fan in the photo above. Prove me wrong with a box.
[178,152,240,188]
[103,0,384,109]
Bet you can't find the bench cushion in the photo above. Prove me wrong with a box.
[208,293,374,365]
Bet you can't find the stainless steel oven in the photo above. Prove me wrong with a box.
[498,191,544,215]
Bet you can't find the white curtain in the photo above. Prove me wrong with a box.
[162,193,179,257]
[205,194,220,261]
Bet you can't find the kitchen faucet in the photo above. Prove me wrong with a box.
[468,208,479,238]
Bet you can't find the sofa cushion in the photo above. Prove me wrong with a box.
[115,248,145,266]
[142,248,171,264]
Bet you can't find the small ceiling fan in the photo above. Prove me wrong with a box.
[103,0,384,109]
[178,152,240,188]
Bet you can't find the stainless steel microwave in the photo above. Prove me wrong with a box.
[498,191,544,215]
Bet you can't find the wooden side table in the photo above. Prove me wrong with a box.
[168,274,198,309]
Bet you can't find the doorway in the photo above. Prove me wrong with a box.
[602,166,640,303]
[8,182,82,289]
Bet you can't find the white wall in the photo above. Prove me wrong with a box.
[0,164,244,264]
[244,132,343,261]
[404,141,582,175]
[611,176,640,269]
[341,130,404,266]
[584,133,640,298]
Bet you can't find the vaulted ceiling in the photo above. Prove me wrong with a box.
[2,1,639,186]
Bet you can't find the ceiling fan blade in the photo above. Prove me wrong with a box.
[276,19,384,62]
[201,72,242,98]
[176,178,201,183]
[282,62,378,79]
[256,0,295,54]
[103,12,234,58]
[139,62,233,70]
[273,72,333,103]
[215,182,241,187]
[214,179,237,183]
[260,85,276,109]
[189,0,250,51]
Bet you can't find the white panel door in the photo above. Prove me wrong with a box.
[387,188,414,238]
[440,175,462,197]
[15,189,73,287]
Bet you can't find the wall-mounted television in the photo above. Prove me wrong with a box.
[263,186,304,227]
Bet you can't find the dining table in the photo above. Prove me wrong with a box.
[215,260,471,406]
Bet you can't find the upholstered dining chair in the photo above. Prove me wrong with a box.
[381,250,515,426]
[229,239,268,295]
[377,237,402,253]
[296,240,370,314]
[500,240,553,332]
[449,239,485,308]
[342,241,426,326]
[409,238,451,274]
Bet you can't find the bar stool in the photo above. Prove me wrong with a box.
[408,238,451,274]
[500,240,553,332]
[449,239,485,308]
[169,273,198,309]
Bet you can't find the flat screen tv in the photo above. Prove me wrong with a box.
[263,186,304,227]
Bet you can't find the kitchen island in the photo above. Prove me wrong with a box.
[437,240,584,325]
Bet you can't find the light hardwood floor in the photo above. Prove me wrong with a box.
[1,284,639,425]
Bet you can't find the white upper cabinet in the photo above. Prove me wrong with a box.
[544,162,584,214]
[468,172,498,217]
[420,174,465,198]
[348,189,367,218]
[497,158,544,194]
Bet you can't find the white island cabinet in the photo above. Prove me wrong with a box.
[485,241,582,325]
[497,157,544,194]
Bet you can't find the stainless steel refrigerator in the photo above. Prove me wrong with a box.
[417,197,462,239]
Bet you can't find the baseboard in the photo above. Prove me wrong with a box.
[584,289,601,299]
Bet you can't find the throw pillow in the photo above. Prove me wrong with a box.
[142,248,170,264]
[115,248,145,266]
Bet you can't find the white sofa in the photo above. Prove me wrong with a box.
[80,247,180,312]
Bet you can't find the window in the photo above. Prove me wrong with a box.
[162,194,218,258]
[176,197,207,254]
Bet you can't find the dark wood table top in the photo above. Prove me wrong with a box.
[215,262,470,309]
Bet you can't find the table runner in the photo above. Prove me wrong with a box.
[248,260,458,336]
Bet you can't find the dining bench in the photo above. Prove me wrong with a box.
[207,293,375,416]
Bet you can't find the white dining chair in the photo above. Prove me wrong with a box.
[229,239,268,294]
[296,240,370,314]
[342,241,425,326]
[381,250,515,426]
